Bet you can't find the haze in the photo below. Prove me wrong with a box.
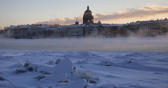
[0,36,168,52]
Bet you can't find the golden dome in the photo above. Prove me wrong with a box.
[84,6,92,14]
[83,6,94,24]
[83,6,94,19]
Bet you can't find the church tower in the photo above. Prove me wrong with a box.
[83,6,94,24]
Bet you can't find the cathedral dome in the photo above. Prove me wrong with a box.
[83,6,94,19]
[83,6,94,24]
[84,6,92,14]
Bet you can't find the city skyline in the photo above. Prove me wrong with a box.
[0,0,168,29]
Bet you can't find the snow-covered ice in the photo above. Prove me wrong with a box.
[53,58,73,74]
[0,50,168,88]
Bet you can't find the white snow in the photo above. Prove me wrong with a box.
[53,58,73,74]
[0,49,168,88]
[44,73,67,83]
[64,79,86,88]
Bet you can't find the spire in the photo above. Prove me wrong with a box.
[87,5,89,10]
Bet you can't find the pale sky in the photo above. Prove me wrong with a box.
[0,0,168,29]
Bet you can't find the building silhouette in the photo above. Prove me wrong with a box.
[2,6,168,38]
[83,6,94,24]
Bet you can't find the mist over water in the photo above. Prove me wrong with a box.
[0,36,168,52]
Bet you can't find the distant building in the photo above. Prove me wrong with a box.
[83,6,94,24]
[75,21,79,25]
[3,5,168,38]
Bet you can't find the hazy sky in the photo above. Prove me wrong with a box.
[0,0,168,29]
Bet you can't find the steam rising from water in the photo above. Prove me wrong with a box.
[0,36,168,52]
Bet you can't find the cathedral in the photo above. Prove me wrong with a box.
[83,6,94,24]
